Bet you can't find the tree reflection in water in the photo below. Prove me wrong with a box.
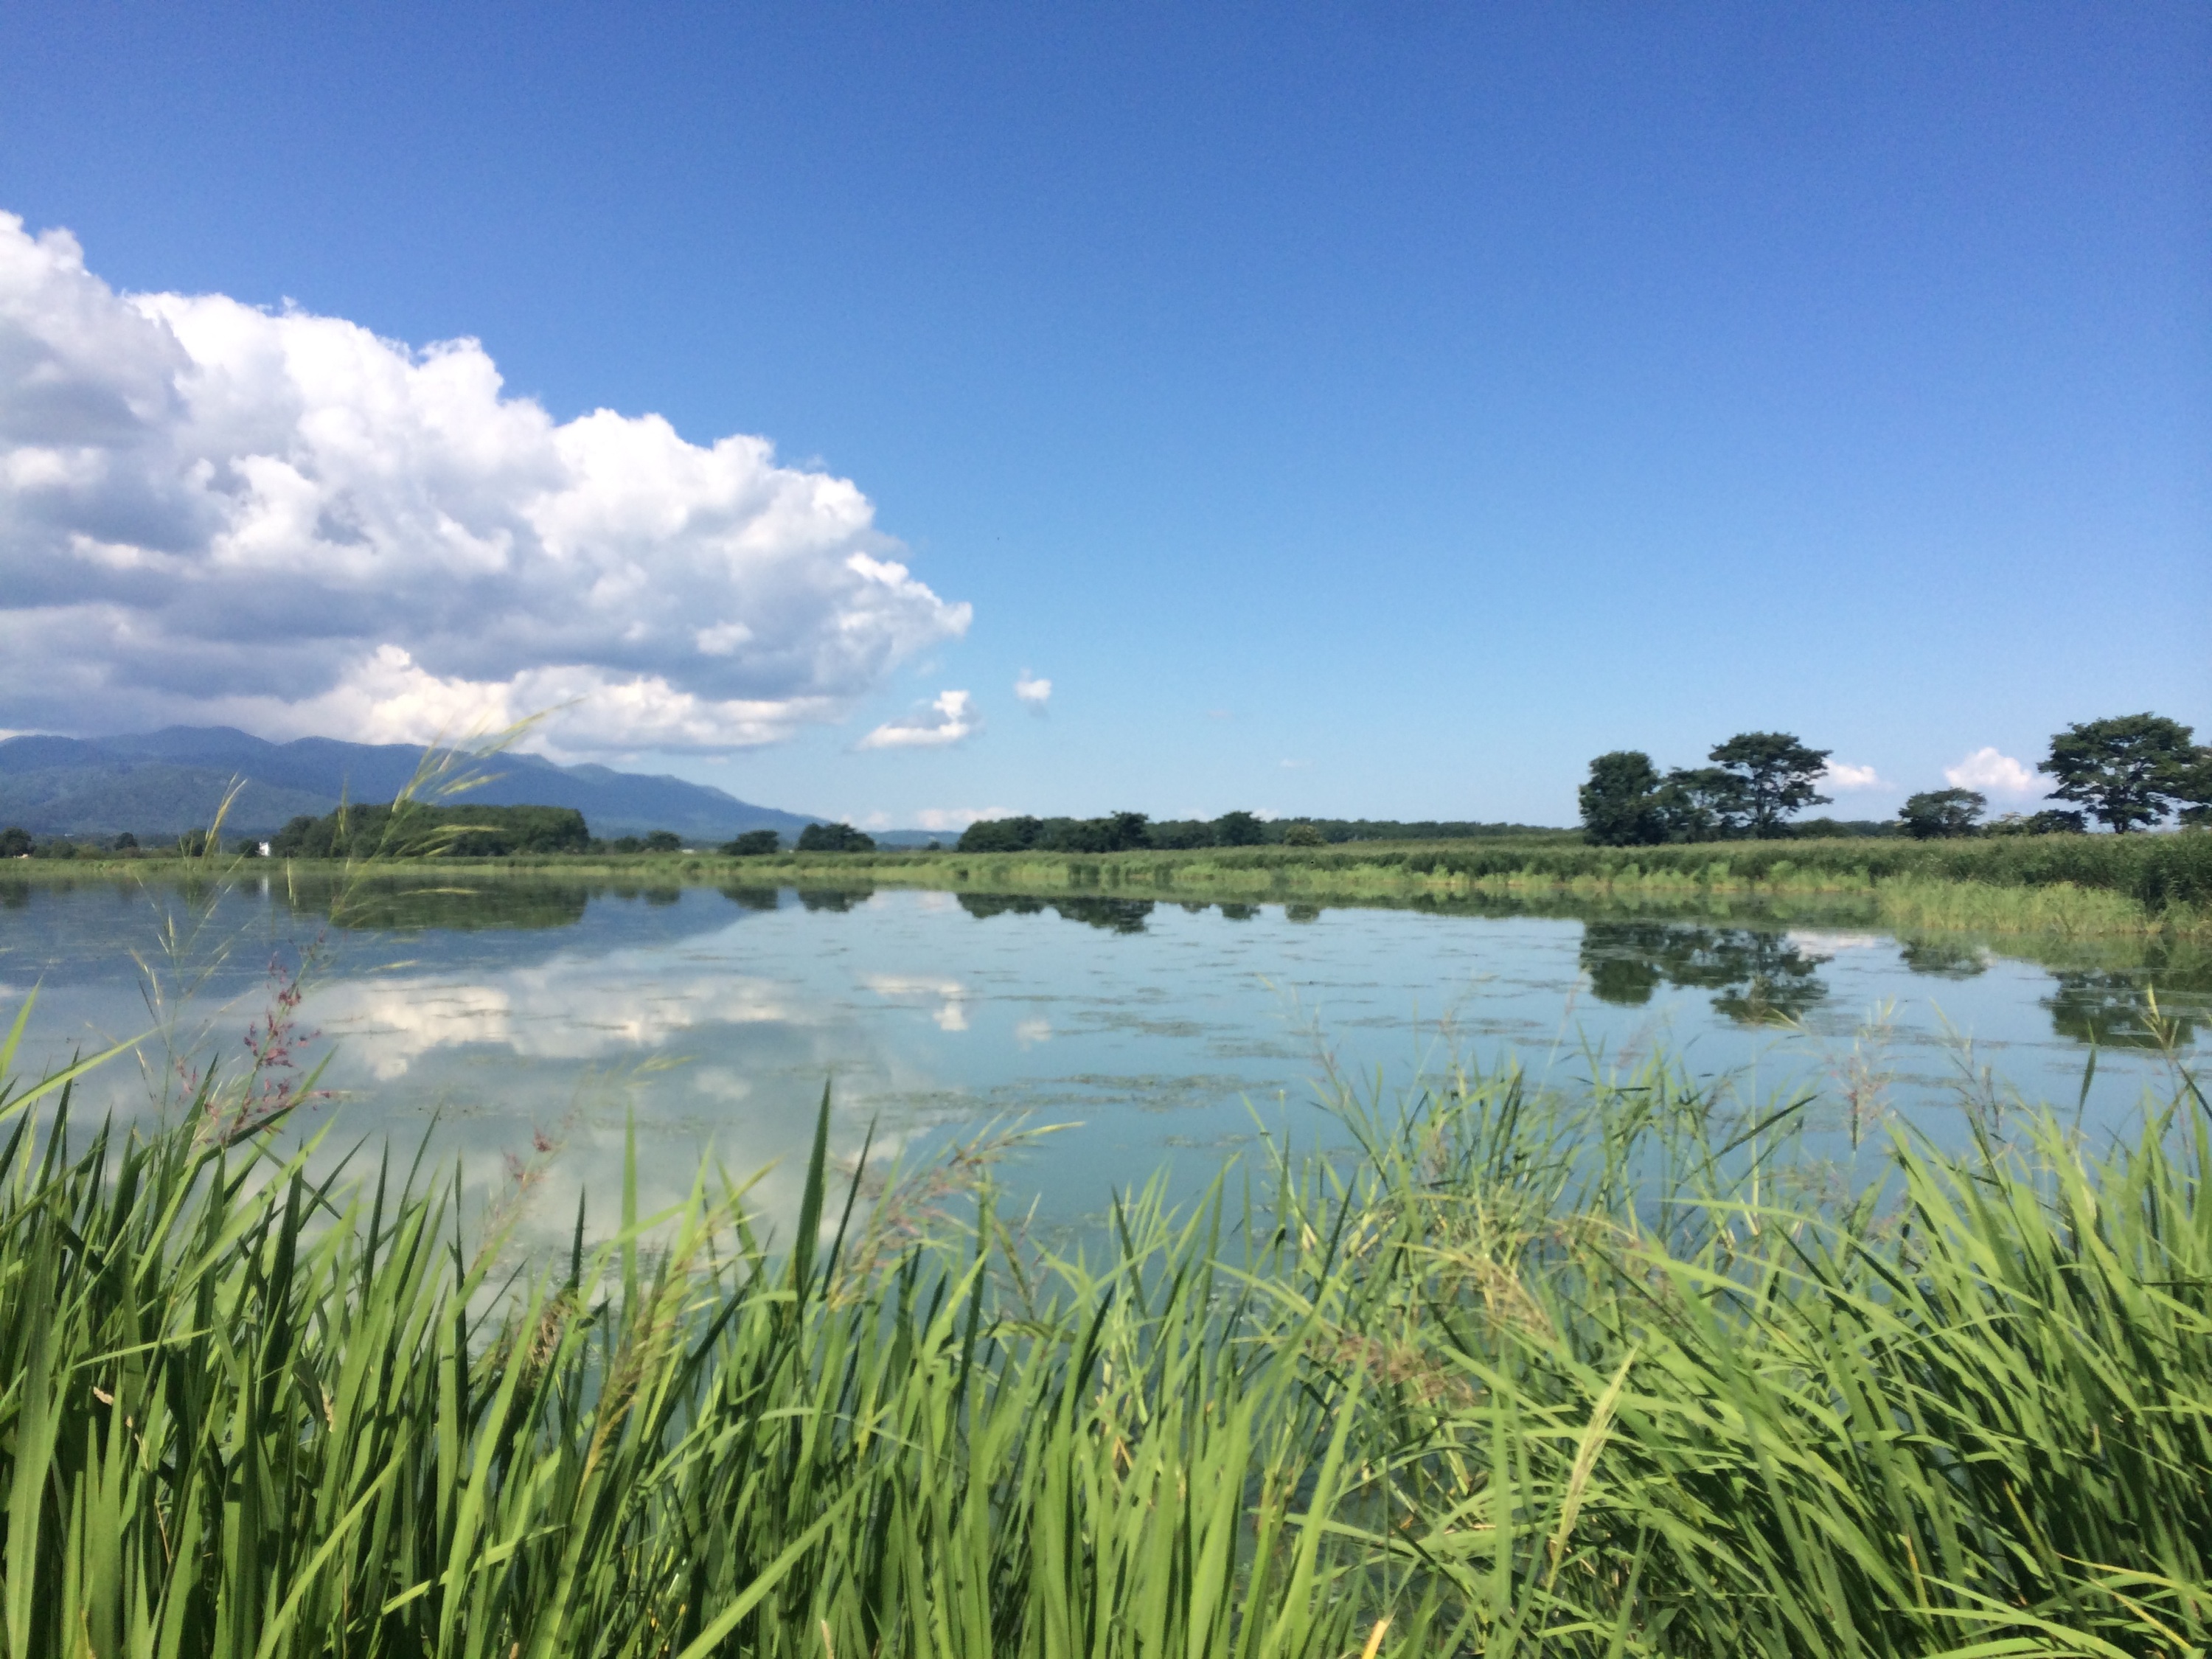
[957,894,1048,921]
[1050,897,1153,933]
[1897,936,1988,979]
[2045,969,2205,1048]
[796,888,872,914]
[1579,922,1829,1026]
[1582,919,2207,1050]
[957,893,1155,933]
[299,880,593,932]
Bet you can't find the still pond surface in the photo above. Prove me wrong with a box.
[2,874,2205,1245]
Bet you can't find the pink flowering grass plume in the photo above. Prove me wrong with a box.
[192,953,335,1148]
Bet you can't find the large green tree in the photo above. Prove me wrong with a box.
[1579,751,1666,846]
[2179,747,2212,827]
[956,816,1042,853]
[796,821,875,853]
[1655,767,1753,841]
[1898,788,1985,840]
[1100,811,1152,851]
[1211,810,1265,846]
[2039,714,2199,833]
[1708,732,1832,838]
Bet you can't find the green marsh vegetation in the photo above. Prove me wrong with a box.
[20,832,2208,940]
[1,973,2208,1656]
[661,832,2212,939]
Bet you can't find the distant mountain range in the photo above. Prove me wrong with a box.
[0,727,827,844]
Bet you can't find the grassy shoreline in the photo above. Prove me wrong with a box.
[15,832,2209,937]
[3,1035,2205,1657]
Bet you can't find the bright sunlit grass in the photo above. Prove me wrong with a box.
[1,988,2205,1656]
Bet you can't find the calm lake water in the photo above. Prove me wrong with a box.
[2,874,2205,1245]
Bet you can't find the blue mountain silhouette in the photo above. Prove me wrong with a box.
[0,727,822,843]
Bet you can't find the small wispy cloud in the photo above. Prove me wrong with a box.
[1014,672,1052,712]
[1819,761,1891,792]
[857,689,978,750]
[1279,758,1311,770]
[1945,747,2042,797]
[914,806,1012,832]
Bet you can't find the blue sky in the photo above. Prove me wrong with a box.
[1,1,2205,829]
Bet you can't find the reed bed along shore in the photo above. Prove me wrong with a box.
[18,836,2212,939]
[2,1001,2208,1658]
[833,832,2212,933]
[914,831,2212,902]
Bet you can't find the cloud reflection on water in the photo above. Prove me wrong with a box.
[1,877,2205,1257]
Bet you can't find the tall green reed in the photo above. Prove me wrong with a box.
[0,1004,2205,1656]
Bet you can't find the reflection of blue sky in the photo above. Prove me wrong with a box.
[1,882,2201,1246]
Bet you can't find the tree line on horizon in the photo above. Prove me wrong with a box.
[1580,714,2212,845]
[948,811,1563,855]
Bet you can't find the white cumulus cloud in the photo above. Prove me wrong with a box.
[856,688,978,751]
[1944,747,2043,798]
[1014,672,1051,711]
[1819,761,1891,792]
[0,212,970,753]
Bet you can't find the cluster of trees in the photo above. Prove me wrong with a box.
[958,810,1272,854]
[3,827,218,859]
[270,803,591,858]
[2037,713,2205,832]
[1900,714,2211,838]
[720,829,784,856]
[600,831,684,854]
[718,824,902,854]
[793,823,875,853]
[740,812,1568,857]
[731,813,1571,857]
[1586,714,2212,846]
[1579,733,1836,846]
